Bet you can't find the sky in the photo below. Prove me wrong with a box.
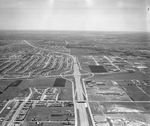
[0,0,149,32]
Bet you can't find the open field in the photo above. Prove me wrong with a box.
[0,80,13,92]
[18,77,72,88]
[121,85,150,101]
[0,31,150,126]
[0,100,17,118]
[26,122,68,126]
[89,65,107,73]
[87,86,131,102]
[58,88,73,101]
[92,72,149,80]
[105,113,150,125]
[89,102,103,115]
[26,106,74,121]
[0,77,71,101]
[53,78,66,87]
[99,102,147,114]
[0,87,29,101]
[136,102,150,113]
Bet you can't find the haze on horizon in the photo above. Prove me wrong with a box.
[0,0,150,32]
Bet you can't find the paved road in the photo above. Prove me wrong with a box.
[91,55,99,65]
[72,56,90,126]
[7,88,33,126]
[76,103,89,126]
[104,55,122,72]
[24,40,93,126]
[0,100,11,114]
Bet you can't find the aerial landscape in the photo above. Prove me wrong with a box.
[0,31,150,126]
[0,0,150,126]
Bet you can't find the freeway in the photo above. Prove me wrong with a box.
[76,103,89,126]
[24,40,94,126]
[72,56,85,101]
[72,56,91,126]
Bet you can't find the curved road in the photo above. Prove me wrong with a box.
[24,40,94,126]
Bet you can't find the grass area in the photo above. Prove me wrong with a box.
[19,77,71,88]
[0,87,21,100]
[136,102,150,113]
[26,106,74,121]
[87,86,131,102]
[0,77,72,101]
[11,80,23,87]
[126,91,150,101]
[58,88,73,101]
[93,71,149,80]
[26,122,65,126]
[0,80,13,92]
[139,86,150,96]
[19,77,55,88]
[124,114,150,124]
[0,86,30,101]
[89,65,107,73]
[0,100,16,118]
[88,94,130,102]
[89,102,103,115]
[99,102,146,114]
[121,85,150,101]
[53,78,66,87]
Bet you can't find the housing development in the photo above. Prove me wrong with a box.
[0,32,150,126]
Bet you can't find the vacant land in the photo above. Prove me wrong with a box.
[26,106,74,121]
[89,102,103,115]
[0,80,13,92]
[93,72,149,80]
[99,102,146,114]
[53,78,66,87]
[89,65,107,73]
[0,100,17,118]
[58,87,73,101]
[18,77,71,88]
[26,122,64,126]
[0,31,150,126]
[0,77,71,101]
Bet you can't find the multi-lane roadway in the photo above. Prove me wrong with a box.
[1,40,94,126]
[72,56,94,126]
[25,40,94,126]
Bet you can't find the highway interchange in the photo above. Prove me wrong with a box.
[1,39,150,126]
[25,40,95,126]
[0,40,94,126]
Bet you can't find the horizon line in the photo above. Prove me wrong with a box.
[0,29,149,33]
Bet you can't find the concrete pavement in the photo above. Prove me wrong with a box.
[72,56,91,126]
[24,40,94,126]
